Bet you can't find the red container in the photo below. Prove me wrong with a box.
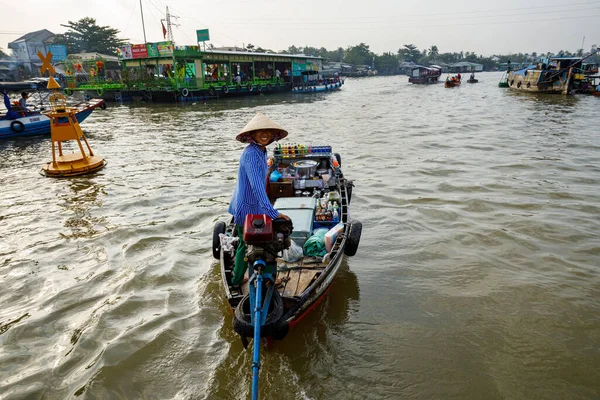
[243,214,274,244]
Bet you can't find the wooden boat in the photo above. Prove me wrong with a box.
[214,145,361,337]
[506,53,598,94]
[1,98,106,140]
[213,145,361,397]
[408,66,441,84]
[444,79,461,88]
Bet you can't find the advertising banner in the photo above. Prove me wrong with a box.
[157,41,174,57]
[196,29,210,42]
[131,44,148,59]
[121,44,132,60]
[146,43,159,58]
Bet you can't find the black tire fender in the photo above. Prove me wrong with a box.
[208,86,216,96]
[212,221,226,260]
[100,102,107,110]
[181,88,189,97]
[233,290,288,339]
[223,86,229,94]
[10,120,25,133]
[344,220,362,257]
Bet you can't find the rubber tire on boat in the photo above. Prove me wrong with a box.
[223,86,229,94]
[181,88,189,97]
[96,88,104,96]
[233,290,289,340]
[100,102,107,110]
[266,83,272,91]
[247,84,253,92]
[208,86,216,96]
[344,220,362,257]
[10,120,25,133]
[257,85,263,92]
[334,153,342,167]
[64,89,72,96]
[212,221,226,260]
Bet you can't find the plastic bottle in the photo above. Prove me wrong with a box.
[332,209,339,222]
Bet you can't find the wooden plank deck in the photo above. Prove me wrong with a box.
[241,257,325,297]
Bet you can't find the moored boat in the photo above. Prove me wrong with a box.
[408,65,441,84]
[467,78,478,83]
[1,98,106,140]
[506,53,598,94]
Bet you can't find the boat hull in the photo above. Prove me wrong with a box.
[0,99,105,140]
[408,77,440,84]
[444,81,461,88]
[292,81,344,94]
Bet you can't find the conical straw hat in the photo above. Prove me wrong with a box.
[236,112,288,143]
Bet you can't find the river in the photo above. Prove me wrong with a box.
[1,73,599,399]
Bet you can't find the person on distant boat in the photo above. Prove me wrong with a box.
[470,72,475,80]
[235,74,242,84]
[1,90,19,120]
[19,92,30,114]
[457,72,462,81]
[275,68,281,81]
[229,113,290,287]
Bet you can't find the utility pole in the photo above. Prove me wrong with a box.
[140,0,147,44]
[161,6,179,43]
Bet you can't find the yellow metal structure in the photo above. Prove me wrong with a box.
[41,88,106,177]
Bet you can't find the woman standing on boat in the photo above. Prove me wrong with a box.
[228,112,290,286]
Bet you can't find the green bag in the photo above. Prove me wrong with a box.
[303,228,328,257]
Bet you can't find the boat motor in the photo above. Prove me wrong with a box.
[238,214,294,400]
[243,214,293,265]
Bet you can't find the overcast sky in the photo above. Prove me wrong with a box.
[2,0,599,56]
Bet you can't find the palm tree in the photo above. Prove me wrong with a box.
[428,45,439,62]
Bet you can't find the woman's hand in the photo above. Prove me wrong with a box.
[276,213,290,221]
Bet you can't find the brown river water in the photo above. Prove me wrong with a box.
[1,73,599,399]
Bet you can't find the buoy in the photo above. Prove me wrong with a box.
[41,76,106,177]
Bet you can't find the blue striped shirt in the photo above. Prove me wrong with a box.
[229,143,279,224]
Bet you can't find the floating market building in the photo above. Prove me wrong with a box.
[63,41,325,102]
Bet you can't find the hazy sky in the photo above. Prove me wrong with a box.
[2,0,599,56]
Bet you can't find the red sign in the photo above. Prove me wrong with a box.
[131,44,148,59]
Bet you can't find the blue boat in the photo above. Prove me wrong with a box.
[0,98,106,140]
[292,71,344,93]
[292,80,344,93]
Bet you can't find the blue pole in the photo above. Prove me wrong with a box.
[251,271,263,400]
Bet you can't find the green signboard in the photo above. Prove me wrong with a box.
[196,29,210,42]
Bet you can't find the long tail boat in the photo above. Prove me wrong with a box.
[212,145,361,398]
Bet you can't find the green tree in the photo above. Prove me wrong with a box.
[55,17,126,54]
[398,44,420,62]
[428,45,439,61]
[374,52,398,74]
[344,43,373,66]
[246,43,255,51]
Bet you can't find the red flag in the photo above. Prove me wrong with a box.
[161,22,167,39]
